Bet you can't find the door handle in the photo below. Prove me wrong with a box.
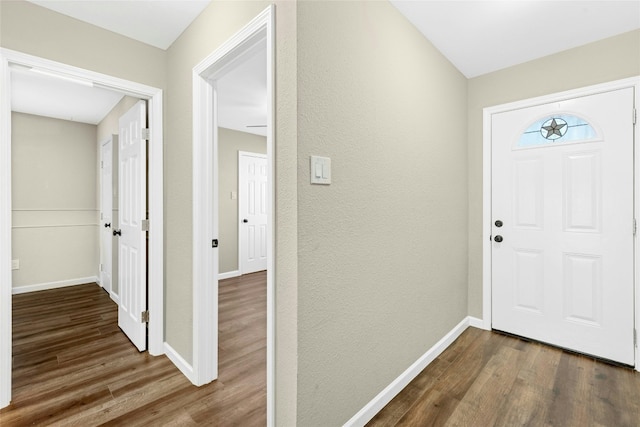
[243,219,248,223]
[494,235,503,243]
[113,229,122,236]
[104,223,111,228]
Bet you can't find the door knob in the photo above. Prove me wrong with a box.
[494,235,503,243]
[113,229,122,236]
[104,223,111,228]
[243,219,248,223]
[495,220,503,228]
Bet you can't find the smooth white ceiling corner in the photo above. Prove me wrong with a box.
[390,1,640,78]
[27,0,212,50]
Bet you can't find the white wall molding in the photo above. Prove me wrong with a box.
[12,276,100,295]
[468,316,484,329]
[109,291,120,305]
[219,270,240,280]
[344,316,476,427]
[164,342,196,385]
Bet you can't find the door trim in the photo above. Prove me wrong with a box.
[99,135,116,302]
[192,5,274,426]
[0,48,165,408]
[238,151,268,275]
[482,76,640,371]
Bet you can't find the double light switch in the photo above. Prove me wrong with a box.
[310,156,331,185]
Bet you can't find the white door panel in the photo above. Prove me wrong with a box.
[239,152,267,274]
[117,101,147,352]
[492,88,635,365]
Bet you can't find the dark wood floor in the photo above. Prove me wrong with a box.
[0,271,266,426]
[368,327,640,427]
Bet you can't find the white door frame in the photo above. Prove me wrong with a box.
[0,48,165,408]
[192,5,274,426]
[238,151,268,275]
[482,76,640,371]
[99,135,114,298]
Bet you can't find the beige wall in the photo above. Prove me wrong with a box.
[11,113,98,288]
[96,96,140,296]
[218,127,267,274]
[297,2,468,425]
[0,0,165,89]
[467,30,640,318]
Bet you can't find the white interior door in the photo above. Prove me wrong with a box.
[100,137,113,295]
[117,100,147,352]
[492,88,635,364]
[239,151,267,274]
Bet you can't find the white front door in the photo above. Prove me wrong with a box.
[100,137,113,295]
[492,87,635,365]
[239,151,267,274]
[117,101,148,352]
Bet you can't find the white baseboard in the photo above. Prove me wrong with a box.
[218,270,240,280]
[164,342,196,385]
[344,316,476,427]
[468,316,485,329]
[12,276,99,294]
[109,291,120,305]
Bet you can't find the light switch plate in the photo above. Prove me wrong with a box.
[310,156,331,185]
[11,259,19,270]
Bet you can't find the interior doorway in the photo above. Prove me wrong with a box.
[191,5,275,425]
[0,48,165,408]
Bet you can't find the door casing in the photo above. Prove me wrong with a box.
[99,135,115,300]
[481,76,640,371]
[0,48,165,408]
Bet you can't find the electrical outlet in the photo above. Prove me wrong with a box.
[11,259,19,270]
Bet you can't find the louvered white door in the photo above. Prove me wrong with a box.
[492,88,635,364]
[239,152,268,274]
[117,101,147,352]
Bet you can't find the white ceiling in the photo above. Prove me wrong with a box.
[27,0,211,50]
[390,1,640,78]
[10,65,124,125]
[13,1,640,128]
[217,46,268,137]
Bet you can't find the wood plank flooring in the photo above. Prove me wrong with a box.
[368,327,640,427]
[0,271,266,426]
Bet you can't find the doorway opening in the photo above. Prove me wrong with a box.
[191,5,274,426]
[0,48,165,408]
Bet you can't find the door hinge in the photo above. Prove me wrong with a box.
[99,263,103,272]
[100,212,104,220]
[100,160,104,168]
[634,219,637,236]
[633,108,637,125]
[141,219,149,231]
[634,329,637,347]
[141,128,150,140]
[141,310,149,323]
